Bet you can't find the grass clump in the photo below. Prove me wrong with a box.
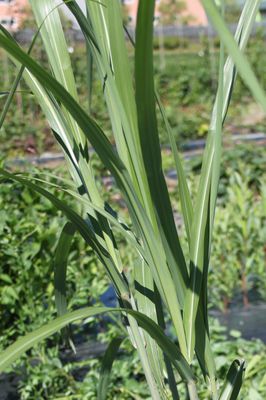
[0,1,265,399]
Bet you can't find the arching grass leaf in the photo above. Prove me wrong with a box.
[0,306,195,384]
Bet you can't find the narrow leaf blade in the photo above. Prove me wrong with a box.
[219,360,245,400]
[97,337,123,400]
[0,306,195,383]
[54,222,76,317]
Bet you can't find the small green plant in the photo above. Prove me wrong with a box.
[210,171,266,310]
[0,1,265,399]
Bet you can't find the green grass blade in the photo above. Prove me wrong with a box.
[195,309,217,397]
[29,0,79,100]
[194,7,225,375]
[201,0,266,113]
[106,0,141,151]
[156,93,193,245]
[134,258,168,398]
[85,16,94,114]
[29,0,88,150]
[54,222,76,317]
[183,140,212,363]
[0,306,195,383]
[153,285,180,400]
[135,0,188,294]
[192,4,225,387]
[97,337,123,400]
[219,360,245,400]
[54,221,76,350]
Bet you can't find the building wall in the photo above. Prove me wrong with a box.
[184,0,208,26]
[123,0,208,27]
[0,0,28,31]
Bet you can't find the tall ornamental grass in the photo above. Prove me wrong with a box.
[0,1,265,399]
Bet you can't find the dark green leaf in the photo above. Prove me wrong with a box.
[97,337,123,400]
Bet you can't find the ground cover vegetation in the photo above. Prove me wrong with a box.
[0,0,265,399]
